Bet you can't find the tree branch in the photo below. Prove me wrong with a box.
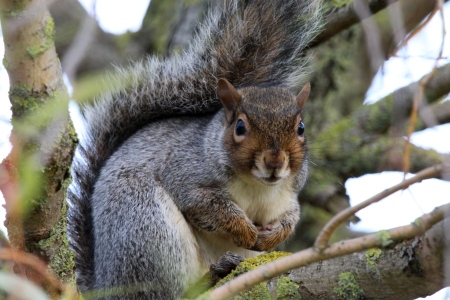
[205,203,450,300]
[310,0,442,48]
[355,63,450,136]
[288,218,448,299]
[302,62,450,214]
[314,164,443,250]
[429,100,450,126]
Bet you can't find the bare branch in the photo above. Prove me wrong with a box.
[314,164,443,250]
[0,248,64,296]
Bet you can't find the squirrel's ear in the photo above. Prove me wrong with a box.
[218,78,242,122]
[296,82,311,109]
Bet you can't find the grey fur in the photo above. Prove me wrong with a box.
[67,0,322,299]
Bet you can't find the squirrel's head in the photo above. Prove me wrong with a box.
[218,78,309,186]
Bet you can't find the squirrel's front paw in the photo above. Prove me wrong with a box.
[251,222,284,252]
[232,219,258,249]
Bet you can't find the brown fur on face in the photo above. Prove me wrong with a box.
[222,86,307,182]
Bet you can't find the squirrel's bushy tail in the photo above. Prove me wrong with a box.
[67,0,323,290]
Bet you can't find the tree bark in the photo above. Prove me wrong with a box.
[0,0,77,291]
[276,219,448,299]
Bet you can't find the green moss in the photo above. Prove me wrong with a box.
[67,121,79,144]
[115,31,133,52]
[277,276,301,300]
[412,217,424,230]
[365,248,382,280]
[235,282,271,300]
[37,199,75,283]
[314,117,364,175]
[363,94,394,134]
[26,17,55,58]
[11,83,32,95]
[377,230,393,247]
[222,252,291,281]
[312,118,356,160]
[44,17,55,38]
[334,272,365,300]
[2,57,9,69]
[10,84,39,116]
[365,248,382,267]
[304,169,343,201]
[216,252,291,299]
[26,44,48,59]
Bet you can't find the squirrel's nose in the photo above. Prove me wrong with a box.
[263,151,286,170]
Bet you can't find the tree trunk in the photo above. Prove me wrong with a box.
[0,0,77,292]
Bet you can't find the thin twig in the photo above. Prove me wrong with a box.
[204,202,450,300]
[391,9,438,58]
[314,164,443,250]
[403,0,446,176]
[0,248,64,295]
[391,54,450,60]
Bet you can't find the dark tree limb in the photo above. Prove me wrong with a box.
[357,63,450,136]
[429,100,450,126]
[311,0,442,48]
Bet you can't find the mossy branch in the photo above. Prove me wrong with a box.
[205,201,450,299]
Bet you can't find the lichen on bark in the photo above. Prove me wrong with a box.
[334,272,365,300]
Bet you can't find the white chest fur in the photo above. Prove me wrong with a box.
[227,176,297,226]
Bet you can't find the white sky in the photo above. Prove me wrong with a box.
[78,0,150,34]
[0,1,449,298]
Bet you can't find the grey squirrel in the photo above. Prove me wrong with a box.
[67,0,322,299]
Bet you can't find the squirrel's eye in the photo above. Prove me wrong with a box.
[297,121,305,136]
[235,119,247,136]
